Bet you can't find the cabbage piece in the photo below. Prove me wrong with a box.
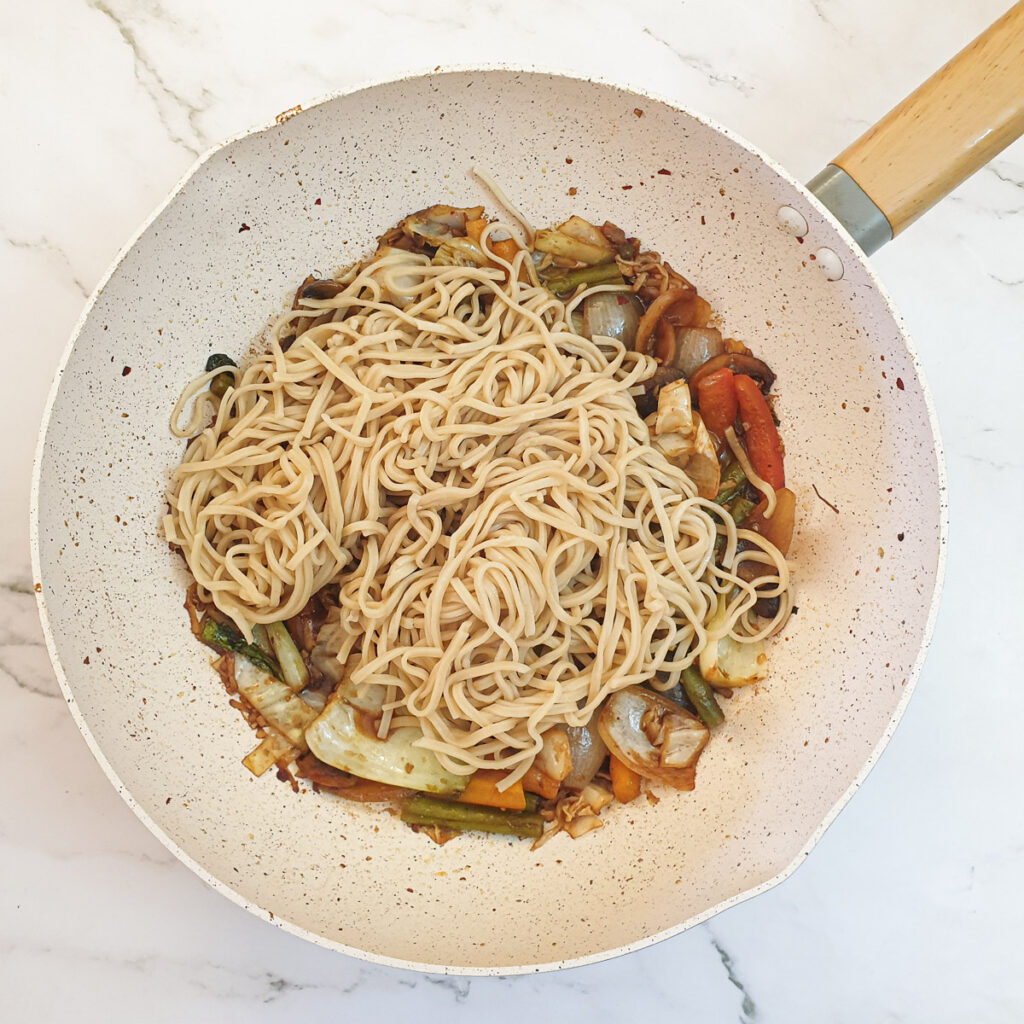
[651,381,721,498]
[533,228,614,267]
[556,216,614,251]
[432,238,490,267]
[682,414,721,499]
[699,633,769,687]
[305,693,468,795]
[234,655,319,747]
[310,609,387,711]
[656,378,696,437]
[698,603,769,687]
[242,731,295,777]
[398,204,484,247]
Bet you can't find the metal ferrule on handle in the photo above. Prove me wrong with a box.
[809,2,1024,253]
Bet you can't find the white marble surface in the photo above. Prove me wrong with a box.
[3,0,1023,1019]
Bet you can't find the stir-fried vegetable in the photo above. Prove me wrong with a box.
[580,290,641,344]
[458,770,526,811]
[233,655,319,747]
[690,351,776,394]
[728,496,757,525]
[432,237,490,268]
[400,793,544,839]
[534,215,615,266]
[698,597,771,687]
[180,205,796,846]
[696,367,738,436]
[681,666,726,729]
[305,691,468,795]
[398,204,485,248]
[700,633,769,688]
[714,462,748,507]
[266,621,309,692]
[734,375,785,489]
[561,720,608,791]
[608,755,642,803]
[657,326,727,376]
[546,263,624,295]
[598,686,709,790]
[205,353,236,397]
[199,617,282,679]
[650,379,721,498]
[242,731,294,777]
[742,487,796,555]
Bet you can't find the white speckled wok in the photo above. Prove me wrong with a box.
[31,35,1022,972]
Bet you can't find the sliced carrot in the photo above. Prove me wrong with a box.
[609,755,642,804]
[466,217,521,267]
[465,218,488,244]
[489,237,522,264]
[733,374,785,489]
[696,367,738,436]
[458,769,526,811]
[521,763,560,800]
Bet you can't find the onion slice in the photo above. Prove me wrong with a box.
[582,291,642,346]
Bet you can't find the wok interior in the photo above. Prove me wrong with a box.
[35,71,942,971]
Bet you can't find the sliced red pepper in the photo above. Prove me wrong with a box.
[733,374,785,489]
[695,367,738,436]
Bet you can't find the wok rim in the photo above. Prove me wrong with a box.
[29,61,948,975]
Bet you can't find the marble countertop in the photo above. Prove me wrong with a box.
[4,1,1022,1020]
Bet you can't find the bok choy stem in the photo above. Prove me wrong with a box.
[199,618,282,679]
[266,621,309,691]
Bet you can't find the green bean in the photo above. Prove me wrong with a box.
[729,497,757,525]
[543,263,624,295]
[682,666,725,729]
[400,794,544,839]
[714,462,747,506]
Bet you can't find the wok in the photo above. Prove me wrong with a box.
[30,7,1024,973]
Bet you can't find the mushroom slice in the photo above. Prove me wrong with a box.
[597,686,709,790]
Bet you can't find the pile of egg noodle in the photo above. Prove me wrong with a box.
[164,237,789,781]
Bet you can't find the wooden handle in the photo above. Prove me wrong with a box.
[833,2,1024,237]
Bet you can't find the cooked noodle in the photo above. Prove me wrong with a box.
[164,238,790,782]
